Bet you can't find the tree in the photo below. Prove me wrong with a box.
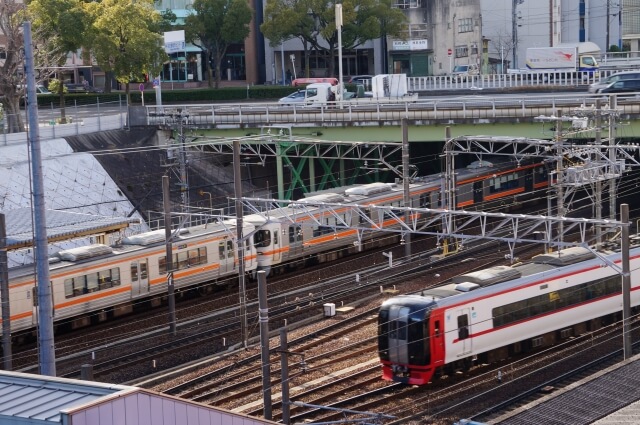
[184,0,253,89]
[29,0,89,123]
[0,0,27,133]
[85,0,166,100]
[488,29,516,73]
[261,0,316,78]
[261,0,406,78]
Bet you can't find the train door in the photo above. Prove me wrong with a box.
[218,240,236,274]
[31,287,38,325]
[130,260,149,297]
[524,168,534,192]
[388,305,411,365]
[473,181,483,204]
[288,224,303,258]
[272,228,281,262]
[456,309,472,355]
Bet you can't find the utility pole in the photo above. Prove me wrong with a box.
[163,176,177,335]
[25,21,56,376]
[0,213,11,370]
[512,0,520,69]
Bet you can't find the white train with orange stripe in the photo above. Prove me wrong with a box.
[5,220,257,338]
[246,158,549,275]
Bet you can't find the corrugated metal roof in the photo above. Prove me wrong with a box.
[494,355,640,425]
[3,208,136,250]
[0,371,133,423]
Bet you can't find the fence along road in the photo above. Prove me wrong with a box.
[145,92,640,129]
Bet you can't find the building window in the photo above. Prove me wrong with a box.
[393,0,420,8]
[455,46,469,58]
[458,18,473,33]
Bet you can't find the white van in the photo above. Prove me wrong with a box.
[17,84,52,95]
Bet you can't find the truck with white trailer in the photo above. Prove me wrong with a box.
[509,42,600,80]
[279,74,417,107]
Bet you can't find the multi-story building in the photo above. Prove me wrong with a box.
[264,0,482,83]
[481,0,640,71]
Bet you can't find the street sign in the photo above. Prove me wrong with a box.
[448,48,452,57]
[139,83,144,92]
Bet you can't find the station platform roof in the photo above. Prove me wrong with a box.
[3,208,136,250]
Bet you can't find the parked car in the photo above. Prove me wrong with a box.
[64,83,103,93]
[451,64,479,82]
[278,89,307,105]
[348,75,373,84]
[16,84,52,95]
[589,70,640,93]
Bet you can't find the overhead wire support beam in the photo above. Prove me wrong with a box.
[236,197,621,249]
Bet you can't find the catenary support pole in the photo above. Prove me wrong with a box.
[25,21,56,376]
[233,140,248,347]
[280,328,290,425]
[0,213,11,370]
[402,119,411,258]
[258,271,272,420]
[163,176,177,335]
[621,203,631,359]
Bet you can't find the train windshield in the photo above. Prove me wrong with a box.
[254,230,271,248]
[379,303,431,366]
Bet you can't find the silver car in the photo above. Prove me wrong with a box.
[589,70,640,93]
[278,90,307,105]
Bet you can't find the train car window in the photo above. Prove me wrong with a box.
[457,315,469,340]
[140,261,148,279]
[188,250,199,266]
[86,273,99,292]
[111,268,121,286]
[420,193,430,208]
[158,258,167,274]
[98,270,111,290]
[64,278,74,299]
[273,231,279,246]
[390,317,408,340]
[219,242,226,259]
[490,173,519,193]
[255,230,271,248]
[177,252,189,269]
[536,167,548,183]
[409,317,430,365]
[227,240,235,258]
[63,268,122,299]
[493,274,621,327]
[131,263,139,281]
[359,209,371,225]
[199,247,208,262]
[378,309,390,360]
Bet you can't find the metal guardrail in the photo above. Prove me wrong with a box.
[407,69,636,91]
[145,92,640,128]
[0,98,128,146]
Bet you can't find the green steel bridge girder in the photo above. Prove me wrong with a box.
[190,120,640,199]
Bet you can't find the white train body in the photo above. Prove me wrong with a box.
[379,246,640,385]
[4,221,257,336]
